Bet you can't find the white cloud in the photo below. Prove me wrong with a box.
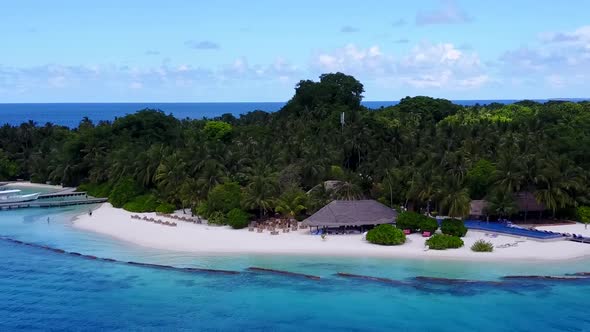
[221,57,300,81]
[499,25,590,90]
[313,42,489,89]
[313,44,395,76]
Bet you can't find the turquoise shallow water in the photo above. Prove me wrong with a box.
[1,205,589,331]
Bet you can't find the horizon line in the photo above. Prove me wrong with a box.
[1,97,589,105]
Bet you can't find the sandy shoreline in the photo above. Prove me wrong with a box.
[71,203,590,261]
[2,181,64,190]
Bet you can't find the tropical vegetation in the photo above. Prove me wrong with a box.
[0,72,588,223]
[366,224,406,245]
[425,234,465,250]
[441,219,468,237]
[471,239,494,252]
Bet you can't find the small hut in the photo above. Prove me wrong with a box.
[469,200,488,218]
[302,200,397,231]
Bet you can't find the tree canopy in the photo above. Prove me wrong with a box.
[0,73,589,222]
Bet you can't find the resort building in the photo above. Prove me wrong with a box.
[470,192,546,220]
[302,200,397,233]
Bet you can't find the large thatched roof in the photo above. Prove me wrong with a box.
[302,200,397,227]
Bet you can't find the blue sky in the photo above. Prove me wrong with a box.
[1,0,589,102]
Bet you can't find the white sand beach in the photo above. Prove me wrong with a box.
[2,181,64,190]
[73,203,590,261]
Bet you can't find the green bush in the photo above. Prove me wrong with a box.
[195,201,209,218]
[109,178,142,208]
[577,206,590,229]
[207,211,226,225]
[227,208,250,229]
[471,239,494,252]
[78,182,112,198]
[419,217,439,233]
[396,211,422,232]
[441,219,468,237]
[203,121,233,141]
[425,234,464,250]
[366,224,406,246]
[123,194,159,212]
[207,182,242,214]
[156,202,176,214]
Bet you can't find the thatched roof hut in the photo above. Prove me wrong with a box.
[469,200,488,217]
[302,200,397,227]
[514,192,545,212]
[469,192,545,216]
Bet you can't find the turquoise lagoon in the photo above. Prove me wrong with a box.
[1,204,589,331]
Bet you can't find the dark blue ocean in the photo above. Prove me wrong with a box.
[1,99,585,128]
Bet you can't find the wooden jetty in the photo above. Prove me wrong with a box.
[0,184,107,210]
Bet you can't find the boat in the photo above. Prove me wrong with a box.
[0,189,40,204]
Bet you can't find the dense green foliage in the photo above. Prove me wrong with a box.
[425,234,464,250]
[207,211,226,225]
[0,149,18,179]
[577,206,590,229]
[77,182,112,198]
[207,182,242,214]
[227,208,250,229]
[123,194,159,213]
[471,239,494,252]
[275,188,307,219]
[1,72,589,221]
[109,177,143,208]
[419,217,439,233]
[366,224,406,245]
[155,203,176,214]
[396,211,437,233]
[395,211,422,231]
[441,219,468,237]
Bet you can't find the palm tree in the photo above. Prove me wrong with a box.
[534,157,583,217]
[332,181,363,200]
[307,182,333,213]
[275,188,307,220]
[440,177,471,219]
[135,144,165,187]
[486,190,518,217]
[155,153,187,202]
[493,152,525,194]
[178,178,200,214]
[242,163,278,217]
